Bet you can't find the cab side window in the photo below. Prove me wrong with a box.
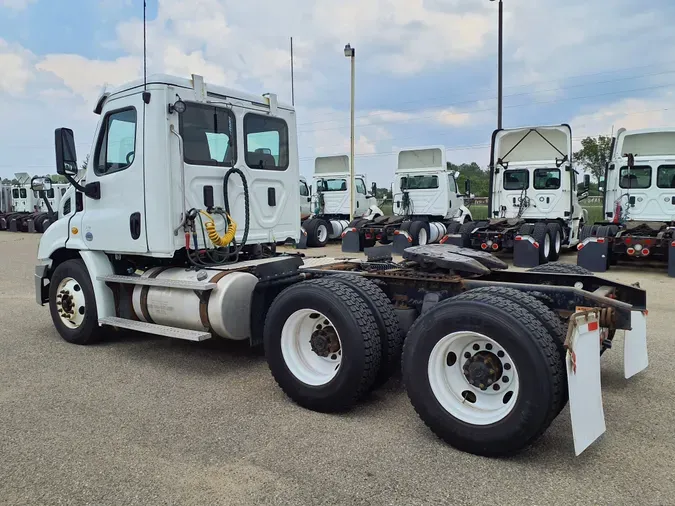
[356,179,367,195]
[94,108,137,176]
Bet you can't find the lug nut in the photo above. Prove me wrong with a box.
[497,350,505,358]
[502,376,509,383]
[464,352,471,359]
[504,363,511,370]
[493,384,501,391]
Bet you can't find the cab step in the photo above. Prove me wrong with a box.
[97,274,216,291]
[98,316,212,341]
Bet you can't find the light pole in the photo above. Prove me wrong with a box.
[344,43,356,221]
[490,0,503,130]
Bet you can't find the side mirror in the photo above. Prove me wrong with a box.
[583,174,590,189]
[464,179,471,195]
[31,176,52,192]
[598,176,605,193]
[55,128,78,176]
[371,181,377,196]
[453,170,460,180]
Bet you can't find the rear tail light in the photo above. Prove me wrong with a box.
[491,243,499,251]
[624,236,632,245]
[481,243,488,250]
[440,236,448,244]
[627,247,635,256]
[634,243,643,252]
[597,237,605,243]
[642,248,650,256]
[643,238,654,246]
[577,243,584,250]
[532,242,540,249]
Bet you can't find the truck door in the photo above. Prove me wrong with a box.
[79,95,147,253]
[447,174,458,216]
[355,177,368,215]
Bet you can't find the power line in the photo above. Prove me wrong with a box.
[296,58,675,126]
[298,81,675,136]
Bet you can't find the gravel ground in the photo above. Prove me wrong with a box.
[1,233,674,505]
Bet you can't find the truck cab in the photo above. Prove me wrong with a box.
[393,146,470,221]
[461,125,588,265]
[299,176,311,220]
[300,155,383,247]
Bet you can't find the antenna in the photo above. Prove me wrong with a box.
[143,0,147,90]
[290,37,295,106]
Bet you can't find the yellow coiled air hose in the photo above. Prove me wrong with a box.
[200,210,237,247]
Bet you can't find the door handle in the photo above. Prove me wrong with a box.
[130,212,141,240]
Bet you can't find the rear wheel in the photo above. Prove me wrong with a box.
[458,221,476,248]
[579,224,593,242]
[547,223,562,261]
[403,293,564,457]
[49,259,102,345]
[532,222,553,264]
[446,222,461,235]
[305,219,330,247]
[264,279,381,412]
[409,221,431,246]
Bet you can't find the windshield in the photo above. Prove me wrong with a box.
[503,169,529,190]
[400,175,439,190]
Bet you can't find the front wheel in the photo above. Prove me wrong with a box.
[48,259,102,345]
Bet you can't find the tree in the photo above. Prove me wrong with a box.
[448,162,490,197]
[574,135,613,183]
[1,178,19,185]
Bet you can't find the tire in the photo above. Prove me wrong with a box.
[532,222,553,264]
[528,261,593,276]
[518,223,535,236]
[263,278,382,412]
[378,235,392,245]
[596,225,609,238]
[409,221,431,246]
[590,224,600,237]
[452,287,568,415]
[446,222,461,235]
[458,221,476,248]
[329,274,404,386]
[607,225,619,237]
[49,259,102,345]
[579,224,593,242]
[305,219,329,247]
[363,237,377,248]
[348,218,368,228]
[402,293,564,457]
[547,223,562,262]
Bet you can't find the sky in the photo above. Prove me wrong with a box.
[2,0,675,186]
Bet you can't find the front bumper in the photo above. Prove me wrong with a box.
[35,263,49,306]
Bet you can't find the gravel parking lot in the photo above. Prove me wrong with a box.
[1,233,674,505]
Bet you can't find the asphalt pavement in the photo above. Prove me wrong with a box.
[1,234,674,505]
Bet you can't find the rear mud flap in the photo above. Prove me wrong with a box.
[392,231,412,255]
[577,238,609,272]
[566,310,605,456]
[669,240,675,278]
[513,235,541,268]
[296,227,308,249]
[624,310,648,379]
[341,229,362,253]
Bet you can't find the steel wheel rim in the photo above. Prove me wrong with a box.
[554,230,561,253]
[55,277,87,329]
[427,331,519,425]
[281,309,342,386]
[317,224,328,243]
[418,227,428,245]
[543,233,551,258]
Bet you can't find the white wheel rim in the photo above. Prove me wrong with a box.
[555,230,561,253]
[281,309,342,386]
[427,331,519,425]
[418,227,428,245]
[543,233,551,258]
[317,224,328,243]
[55,276,87,329]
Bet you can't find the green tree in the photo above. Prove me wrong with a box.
[448,161,490,197]
[2,178,19,184]
[574,135,613,183]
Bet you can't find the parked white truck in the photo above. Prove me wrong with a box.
[33,73,649,458]
[299,155,383,247]
[453,125,589,265]
[343,146,472,252]
[577,127,675,275]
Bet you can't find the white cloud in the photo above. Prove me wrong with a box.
[0,0,35,10]
[0,38,34,93]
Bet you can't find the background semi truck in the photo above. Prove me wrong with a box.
[449,125,589,265]
[577,127,675,275]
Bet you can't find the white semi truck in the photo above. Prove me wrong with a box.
[34,73,649,458]
[454,125,589,265]
[577,127,675,275]
[300,155,383,247]
[343,146,472,252]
